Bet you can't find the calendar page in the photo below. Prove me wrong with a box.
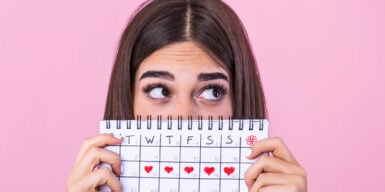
[100,118,269,192]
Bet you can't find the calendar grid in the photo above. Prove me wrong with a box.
[101,119,269,192]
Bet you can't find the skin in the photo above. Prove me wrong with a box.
[67,42,307,192]
[133,42,232,118]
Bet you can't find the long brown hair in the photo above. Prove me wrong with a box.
[104,0,267,120]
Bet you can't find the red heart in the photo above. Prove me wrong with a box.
[144,166,153,173]
[224,166,235,176]
[184,166,194,174]
[204,167,215,176]
[164,166,173,174]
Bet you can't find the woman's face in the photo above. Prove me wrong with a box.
[133,42,232,118]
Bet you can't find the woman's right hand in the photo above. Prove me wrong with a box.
[67,133,123,192]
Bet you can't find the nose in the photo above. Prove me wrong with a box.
[168,97,197,119]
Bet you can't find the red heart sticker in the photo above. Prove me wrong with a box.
[144,166,153,173]
[164,166,173,174]
[204,167,215,176]
[184,166,194,174]
[224,166,235,176]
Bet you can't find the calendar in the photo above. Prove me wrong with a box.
[100,117,269,192]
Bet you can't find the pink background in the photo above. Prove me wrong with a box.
[1,0,384,191]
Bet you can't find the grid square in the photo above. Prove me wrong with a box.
[201,134,221,147]
[161,134,181,146]
[181,135,201,146]
[140,162,159,178]
[239,181,249,192]
[220,163,240,179]
[221,147,241,163]
[159,162,179,178]
[200,179,220,191]
[160,146,180,161]
[200,163,220,179]
[220,180,239,192]
[201,147,220,162]
[121,146,140,161]
[179,179,199,192]
[139,178,158,192]
[122,134,140,146]
[180,163,199,178]
[240,163,253,179]
[221,135,241,147]
[180,147,200,162]
[141,135,160,146]
[159,179,179,192]
[141,146,160,161]
[240,147,254,163]
[121,161,140,177]
[120,178,139,192]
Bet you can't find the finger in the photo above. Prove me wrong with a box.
[77,147,122,176]
[72,167,122,192]
[250,173,303,192]
[76,133,122,164]
[244,155,303,187]
[247,137,298,165]
[258,184,302,192]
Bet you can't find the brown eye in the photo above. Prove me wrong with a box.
[199,87,223,101]
[162,88,170,97]
[212,89,220,98]
[148,86,169,99]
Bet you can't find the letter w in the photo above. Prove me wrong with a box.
[144,136,156,144]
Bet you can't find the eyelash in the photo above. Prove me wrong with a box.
[142,83,171,97]
[198,84,228,96]
[142,83,228,100]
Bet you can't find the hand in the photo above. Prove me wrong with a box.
[67,134,123,192]
[244,137,307,192]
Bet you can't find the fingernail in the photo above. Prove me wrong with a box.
[92,164,101,171]
[246,148,254,159]
[113,134,122,140]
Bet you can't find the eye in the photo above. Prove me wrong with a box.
[198,85,227,101]
[143,84,170,99]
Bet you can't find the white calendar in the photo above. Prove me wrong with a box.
[100,117,269,192]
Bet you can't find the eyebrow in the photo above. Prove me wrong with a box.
[139,70,175,81]
[197,72,228,82]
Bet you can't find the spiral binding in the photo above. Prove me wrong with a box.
[105,115,265,131]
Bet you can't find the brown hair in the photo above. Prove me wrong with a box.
[104,0,267,120]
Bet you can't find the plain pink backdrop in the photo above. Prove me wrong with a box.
[1,0,384,191]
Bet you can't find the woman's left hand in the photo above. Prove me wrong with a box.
[244,137,307,192]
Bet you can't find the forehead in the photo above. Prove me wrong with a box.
[137,42,228,75]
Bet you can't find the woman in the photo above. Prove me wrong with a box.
[67,0,307,191]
